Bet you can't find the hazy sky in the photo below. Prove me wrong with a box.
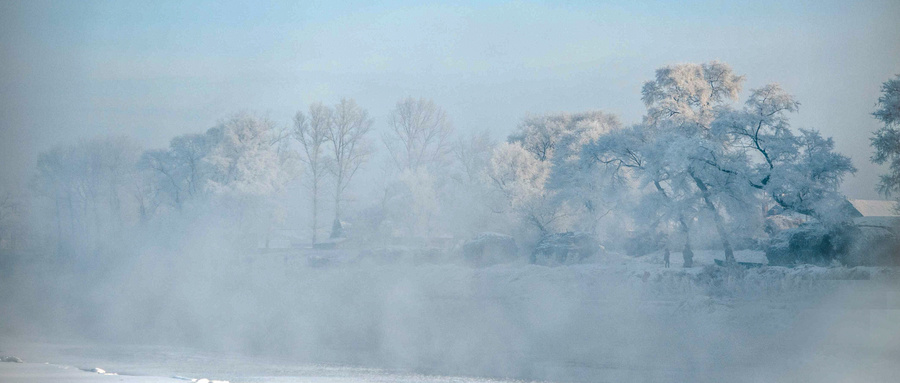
[2,0,899,198]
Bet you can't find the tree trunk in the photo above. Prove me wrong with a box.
[691,173,735,264]
[330,217,343,239]
[55,195,62,252]
[331,174,343,239]
[678,216,694,268]
[311,179,318,245]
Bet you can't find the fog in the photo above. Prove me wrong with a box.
[3,1,900,199]
[2,1,900,382]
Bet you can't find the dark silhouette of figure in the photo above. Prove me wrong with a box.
[663,248,670,268]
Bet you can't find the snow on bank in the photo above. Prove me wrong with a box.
[0,342,545,383]
[0,361,176,383]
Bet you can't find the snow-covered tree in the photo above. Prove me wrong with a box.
[715,83,855,220]
[199,113,300,250]
[509,112,618,163]
[326,99,373,238]
[505,112,621,234]
[641,61,744,130]
[487,142,559,234]
[204,113,295,197]
[585,125,701,266]
[871,75,900,198]
[591,62,854,265]
[638,62,745,263]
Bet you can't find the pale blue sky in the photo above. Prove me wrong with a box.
[2,0,899,198]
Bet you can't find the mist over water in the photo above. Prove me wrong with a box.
[2,2,900,382]
[2,210,898,382]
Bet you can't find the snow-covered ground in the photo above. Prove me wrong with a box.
[0,362,176,383]
[1,340,547,383]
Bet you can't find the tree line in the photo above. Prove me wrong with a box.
[3,61,898,264]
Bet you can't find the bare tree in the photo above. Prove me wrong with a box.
[453,130,496,184]
[32,137,142,253]
[294,103,332,244]
[141,149,183,210]
[169,133,209,198]
[327,99,373,238]
[384,97,454,171]
[0,188,22,251]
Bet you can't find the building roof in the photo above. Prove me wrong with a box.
[847,199,899,217]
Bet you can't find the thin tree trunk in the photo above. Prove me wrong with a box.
[311,179,318,245]
[331,175,343,239]
[55,195,62,254]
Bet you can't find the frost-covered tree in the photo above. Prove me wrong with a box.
[384,97,454,172]
[326,99,373,238]
[871,75,900,198]
[201,113,299,251]
[641,61,744,130]
[204,113,294,196]
[510,112,618,163]
[585,125,701,266]
[639,62,745,263]
[715,83,855,220]
[591,62,853,265]
[507,112,621,234]
[487,142,559,234]
[294,103,332,244]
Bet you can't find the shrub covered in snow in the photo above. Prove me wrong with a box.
[622,230,663,257]
[530,231,600,266]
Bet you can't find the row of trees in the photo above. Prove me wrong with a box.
[20,95,491,255]
[9,62,897,264]
[487,62,857,265]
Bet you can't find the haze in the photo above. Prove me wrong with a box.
[2,0,899,198]
[2,2,900,383]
